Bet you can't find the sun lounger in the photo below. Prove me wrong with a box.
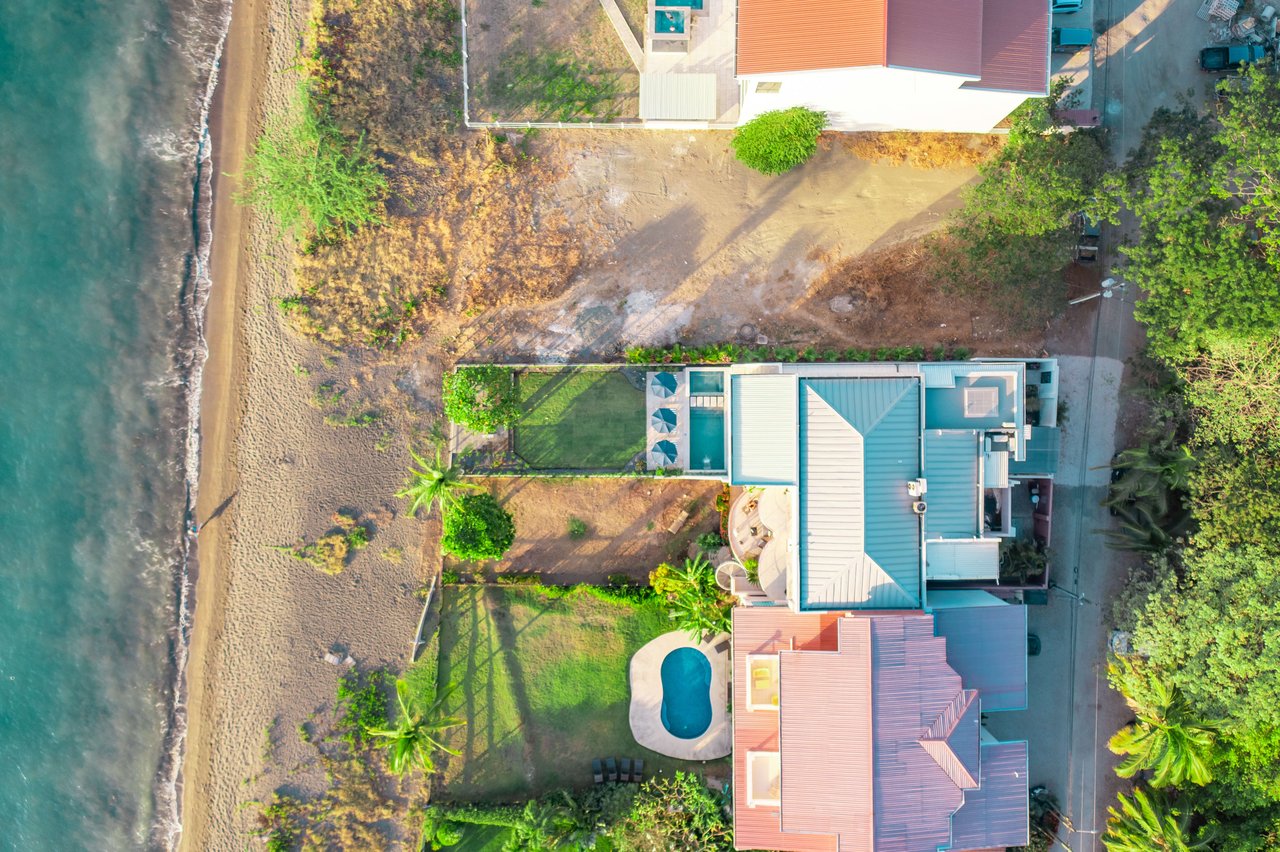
[606,756,619,782]
[633,758,644,783]
[620,758,632,782]
[593,758,604,784]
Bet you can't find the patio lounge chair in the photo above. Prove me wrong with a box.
[606,756,619,782]
[592,758,604,784]
[633,758,644,783]
[620,758,632,782]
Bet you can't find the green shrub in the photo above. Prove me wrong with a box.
[440,568,461,585]
[441,493,516,561]
[567,516,588,539]
[238,83,386,239]
[335,668,390,749]
[696,531,725,555]
[743,556,760,586]
[495,573,542,585]
[731,107,827,175]
[442,366,519,433]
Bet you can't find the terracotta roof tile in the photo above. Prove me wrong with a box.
[737,0,886,75]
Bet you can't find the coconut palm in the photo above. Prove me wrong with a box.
[396,446,478,518]
[656,554,732,641]
[1107,659,1221,787]
[365,679,464,776]
[1102,788,1213,852]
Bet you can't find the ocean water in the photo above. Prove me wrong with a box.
[0,1,229,848]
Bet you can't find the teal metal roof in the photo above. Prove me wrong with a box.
[923,432,980,538]
[730,374,798,485]
[798,378,921,610]
[924,373,1018,430]
[1009,426,1060,476]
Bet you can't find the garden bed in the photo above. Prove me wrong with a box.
[431,585,711,801]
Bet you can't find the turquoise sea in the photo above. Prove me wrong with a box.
[0,1,229,848]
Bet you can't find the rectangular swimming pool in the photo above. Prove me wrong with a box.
[689,370,724,395]
[689,408,726,472]
[656,0,704,8]
[654,9,686,33]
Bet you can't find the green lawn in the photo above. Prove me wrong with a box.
[513,368,646,470]
[433,585,702,801]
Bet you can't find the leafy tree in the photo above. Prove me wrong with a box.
[442,366,520,433]
[1118,105,1280,362]
[649,554,732,640]
[396,446,478,518]
[1213,64,1280,257]
[441,493,516,561]
[1181,335,1280,452]
[612,772,732,851]
[238,83,386,239]
[1107,658,1222,787]
[731,107,827,175]
[1102,787,1212,851]
[365,679,463,777]
[1187,445,1280,549]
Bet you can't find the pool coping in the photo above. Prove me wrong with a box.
[629,630,732,760]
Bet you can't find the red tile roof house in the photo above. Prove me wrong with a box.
[732,602,1031,851]
[735,0,1050,131]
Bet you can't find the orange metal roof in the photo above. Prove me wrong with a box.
[736,0,887,76]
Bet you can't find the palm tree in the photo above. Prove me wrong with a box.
[1107,659,1221,787]
[395,446,478,518]
[1102,788,1213,852]
[366,679,464,776]
[661,554,732,641]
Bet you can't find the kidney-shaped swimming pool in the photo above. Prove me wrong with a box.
[659,647,713,739]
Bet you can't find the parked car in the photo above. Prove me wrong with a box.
[1051,0,1083,12]
[1073,213,1101,264]
[1199,43,1269,72]
[1052,27,1093,52]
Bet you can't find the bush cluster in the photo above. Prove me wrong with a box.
[731,107,827,175]
[625,342,969,365]
[442,366,520,434]
[441,493,516,561]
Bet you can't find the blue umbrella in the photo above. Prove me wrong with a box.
[650,372,678,398]
[651,407,678,433]
[651,440,679,465]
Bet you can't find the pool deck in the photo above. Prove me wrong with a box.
[629,630,732,760]
[642,0,740,125]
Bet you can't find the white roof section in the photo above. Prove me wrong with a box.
[730,374,798,485]
[639,73,719,121]
[924,539,1000,581]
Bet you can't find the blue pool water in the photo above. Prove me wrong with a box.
[689,408,727,472]
[689,370,724,394]
[655,9,687,33]
[660,648,713,739]
[658,0,705,8]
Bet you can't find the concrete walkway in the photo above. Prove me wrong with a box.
[629,630,731,759]
[598,0,644,71]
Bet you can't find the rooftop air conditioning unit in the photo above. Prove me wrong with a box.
[907,478,928,497]
[912,501,928,515]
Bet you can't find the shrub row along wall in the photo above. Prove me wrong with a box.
[623,343,973,365]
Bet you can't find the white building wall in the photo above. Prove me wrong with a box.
[738,66,1031,133]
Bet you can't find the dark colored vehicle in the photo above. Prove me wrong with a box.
[1074,212,1101,264]
[1052,27,1093,52]
[1199,43,1268,72]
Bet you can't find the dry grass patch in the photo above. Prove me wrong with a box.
[837,132,1004,169]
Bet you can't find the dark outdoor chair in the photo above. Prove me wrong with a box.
[633,758,644,783]
[592,758,604,784]
[606,756,619,782]
[620,758,632,782]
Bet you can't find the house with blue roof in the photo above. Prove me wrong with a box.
[644,359,1060,611]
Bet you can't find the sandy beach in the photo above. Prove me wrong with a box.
[181,1,431,847]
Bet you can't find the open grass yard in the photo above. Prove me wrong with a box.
[433,585,707,801]
[513,367,646,470]
[463,0,639,122]
[481,477,723,583]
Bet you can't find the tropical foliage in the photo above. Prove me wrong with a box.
[239,82,386,239]
[365,678,464,777]
[1107,658,1221,787]
[396,446,478,518]
[1103,788,1213,852]
[624,341,969,365]
[442,366,520,433]
[730,107,827,175]
[650,554,733,640]
[440,493,516,561]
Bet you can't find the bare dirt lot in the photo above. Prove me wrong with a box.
[434,131,1048,364]
[460,478,723,582]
